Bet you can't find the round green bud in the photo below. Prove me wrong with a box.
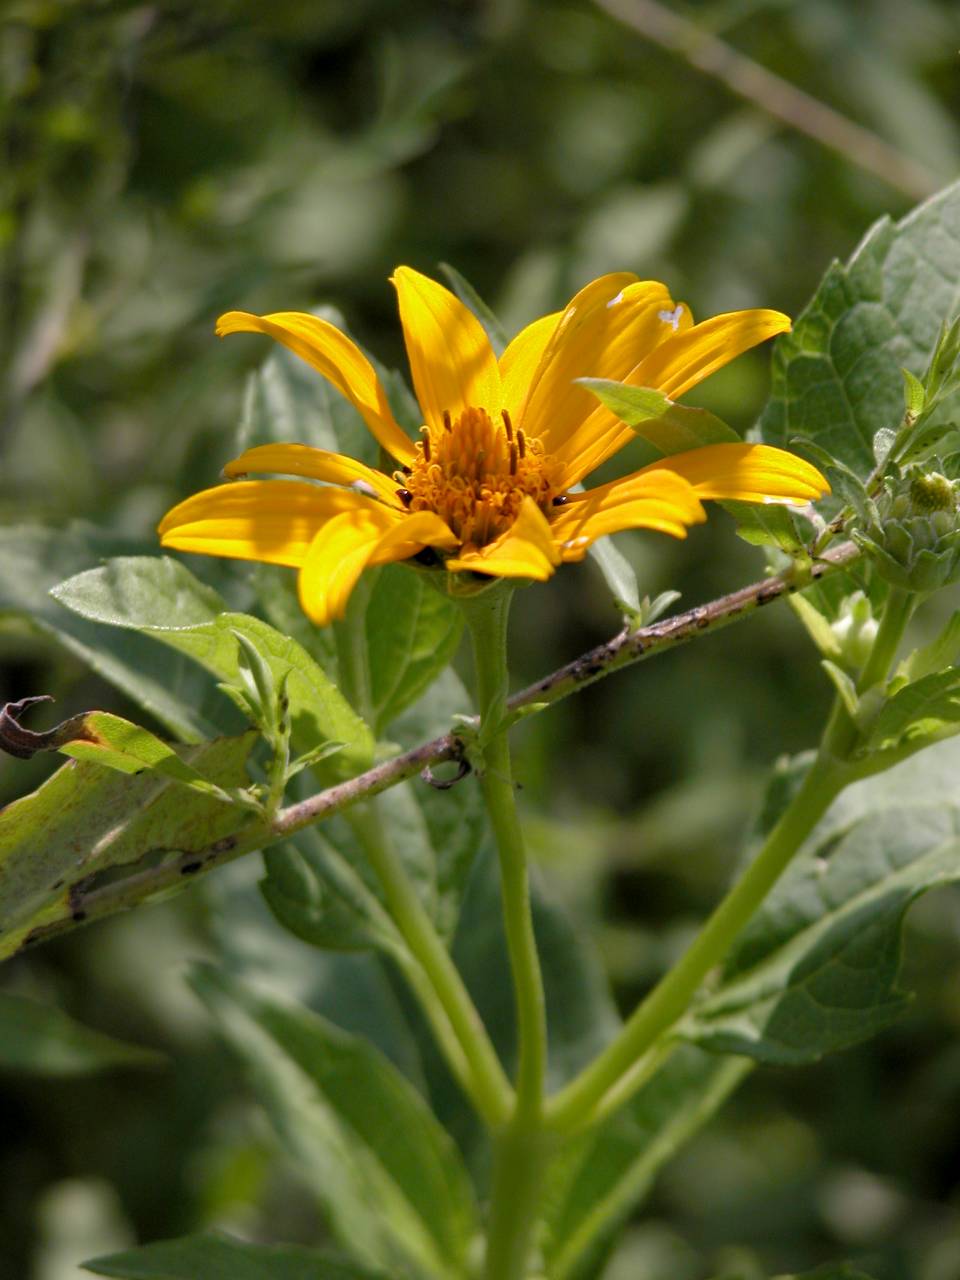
[908,471,956,514]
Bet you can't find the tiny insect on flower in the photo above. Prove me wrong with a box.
[159,268,829,625]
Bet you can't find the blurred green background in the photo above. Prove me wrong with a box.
[2,0,960,1276]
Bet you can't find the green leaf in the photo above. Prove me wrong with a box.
[820,659,860,718]
[260,818,407,956]
[863,666,960,751]
[789,594,842,659]
[83,1232,387,1279]
[721,501,810,554]
[680,737,960,1063]
[52,557,374,779]
[190,965,479,1278]
[0,993,162,1075]
[261,665,487,955]
[0,731,257,959]
[251,563,339,679]
[386,669,490,938]
[57,711,245,805]
[543,1046,750,1280]
[206,857,428,1087]
[758,179,960,475]
[578,380,739,455]
[0,524,234,741]
[586,537,641,617]
[902,366,927,416]
[439,262,509,356]
[895,610,960,683]
[364,565,463,736]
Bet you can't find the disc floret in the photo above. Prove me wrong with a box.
[401,406,562,551]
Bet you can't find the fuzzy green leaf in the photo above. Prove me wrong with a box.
[722,501,810,553]
[52,558,373,779]
[586,537,641,616]
[680,737,960,1063]
[758,179,960,475]
[864,667,960,751]
[0,732,257,959]
[57,711,241,803]
[364,565,463,736]
[579,380,739,454]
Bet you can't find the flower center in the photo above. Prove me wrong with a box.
[399,407,560,548]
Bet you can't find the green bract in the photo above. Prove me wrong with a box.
[855,466,960,592]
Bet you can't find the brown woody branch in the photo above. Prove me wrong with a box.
[20,540,859,950]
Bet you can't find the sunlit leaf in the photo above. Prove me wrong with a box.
[52,557,373,779]
[0,732,257,960]
[579,380,738,454]
[759,179,960,474]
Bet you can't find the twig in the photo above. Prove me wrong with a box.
[20,540,859,950]
[594,0,938,202]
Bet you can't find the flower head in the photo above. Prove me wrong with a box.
[159,268,828,624]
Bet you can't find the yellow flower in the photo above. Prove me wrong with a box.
[159,268,828,625]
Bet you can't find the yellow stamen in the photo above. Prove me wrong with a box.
[405,405,561,550]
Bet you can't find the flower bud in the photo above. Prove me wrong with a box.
[830,591,878,669]
[855,466,960,592]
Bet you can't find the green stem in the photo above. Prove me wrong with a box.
[348,802,512,1127]
[463,587,548,1118]
[483,1124,553,1280]
[461,586,550,1280]
[857,586,915,692]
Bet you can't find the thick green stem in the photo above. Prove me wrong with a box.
[463,587,548,1118]
[483,1124,553,1280]
[857,586,915,692]
[348,803,512,1128]
[461,586,550,1280]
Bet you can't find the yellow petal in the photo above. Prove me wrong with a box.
[638,442,830,504]
[445,496,561,581]
[158,480,378,567]
[391,267,501,429]
[298,508,458,626]
[499,310,562,422]
[223,443,400,504]
[549,470,706,558]
[216,310,417,465]
[628,308,791,401]
[553,307,791,486]
[515,276,687,453]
